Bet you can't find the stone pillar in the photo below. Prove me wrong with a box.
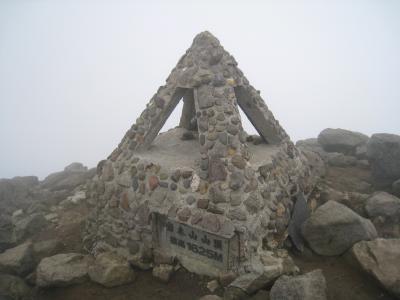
[179,89,197,131]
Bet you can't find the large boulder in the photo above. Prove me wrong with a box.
[365,192,400,221]
[32,239,64,264]
[270,269,327,300]
[0,176,39,215]
[317,128,368,156]
[302,201,377,256]
[0,274,32,300]
[36,253,93,287]
[0,242,34,276]
[349,239,400,298]
[41,163,95,191]
[0,214,15,252]
[367,133,400,187]
[88,252,136,287]
[13,213,48,242]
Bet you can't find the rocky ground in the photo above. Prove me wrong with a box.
[1,129,400,300]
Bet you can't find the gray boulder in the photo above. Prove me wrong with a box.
[302,201,377,256]
[41,163,95,191]
[13,213,48,242]
[32,239,64,264]
[0,242,34,276]
[296,138,326,157]
[270,269,327,300]
[367,133,400,187]
[392,179,400,197]
[318,128,369,155]
[88,252,136,287]
[0,215,15,252]
[365,192,400,220]
[325,152,357,167]
[0,274,32,300]
[349,238,400,298]
[0,176,39,215]
[64,162,88,172]
[36,253,93,287]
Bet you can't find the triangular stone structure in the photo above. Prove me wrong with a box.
[84,32,320,277]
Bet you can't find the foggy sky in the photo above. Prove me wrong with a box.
[1,0,399,179]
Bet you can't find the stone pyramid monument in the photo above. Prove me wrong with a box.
[84,31,320,276]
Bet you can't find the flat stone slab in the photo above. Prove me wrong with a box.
[156,216,233,270]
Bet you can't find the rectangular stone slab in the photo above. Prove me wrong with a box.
[154,214,237,271]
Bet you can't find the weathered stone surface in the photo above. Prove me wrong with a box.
[229,252,297,295]
[177,207,191,222]
[152,264,174,282]
[33,239,64,264]
[365,191,400,220]
[349,238,400,298]
[209,157,227,182]
[36,253,93,287]
[326,152,357,167]
[0,273,31,300]
[0,242,34,276]
[231,155,246,169]
[288,193,309,252]
[367,133,400,186]
[270,269,327,300]
[41,163,94,191]
[209,185,227,204]
[201,214,221,233]
[393,179,400,197]
[302,201,377,256]
[88,252,136,287]
[229,172,244,191]
[13,213,48,242]
[318,128,368,155]
[0,215,14,252]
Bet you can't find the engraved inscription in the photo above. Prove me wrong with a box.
[162,218,229,268]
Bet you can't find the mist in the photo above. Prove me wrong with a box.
[1,0,399,179]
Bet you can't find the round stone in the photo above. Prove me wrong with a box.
[231,155,246,169]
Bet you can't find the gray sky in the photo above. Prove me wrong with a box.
[1,0,399,179]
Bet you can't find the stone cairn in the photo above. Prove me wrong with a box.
[84,31,319,276]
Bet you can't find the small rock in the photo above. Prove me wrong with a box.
[148,175,159,191]
[152,264,174,282]
[207,279,219,293]
[270,269,327,300]
[88,252,136,287]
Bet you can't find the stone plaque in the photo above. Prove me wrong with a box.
[155,215,234,270]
